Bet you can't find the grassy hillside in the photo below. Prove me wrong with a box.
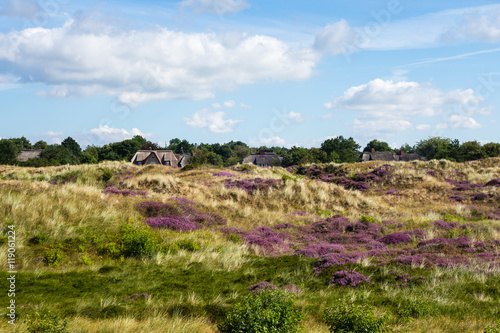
[0,158,499,332]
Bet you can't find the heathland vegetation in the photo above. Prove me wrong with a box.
[0,155,499,332]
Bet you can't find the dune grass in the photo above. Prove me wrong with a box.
[0,159,499,332]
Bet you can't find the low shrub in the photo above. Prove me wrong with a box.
[323,300,392,333]
[217,290,304,333]
[43,247,64,266]
[119,223,158,258]
[329,270,371,287]
[176,239,201,252]
[485,320,500,333]
[25,311,69,333]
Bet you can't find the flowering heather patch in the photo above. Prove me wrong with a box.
[314,252,367,275]
[472,193,490,201]
[194,212,227,226]
[290,211,308,216]
[485,178,500,187]
[213,171,237,177]
[378,232,412,245]
[393,255,424,266]
[385,189,398,195]
[102,187,147,197]
[248,281,278,294]
[224,177,281,194]
[295,243,346,258]
[136,201,180,217]
[450,195,466,202]
[329,270,371,287]
[145,216,200,231]
[425,169,437,176]
[273,223,295,229]
[434,220,458,229]
[337,178,370,191]
[123,293,150,302]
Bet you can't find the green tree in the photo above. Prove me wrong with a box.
[33,140,48,149]
[459,141,486,161]
[483,142,500,158]
[363,139,392,152]
[61,137,82,156]
[0,139,19,165]
[415,137,459,161]
[40,145,79,165]
[132,135,147,145]
[321,136,361,163]
[9,136,31,150]
[398,143,415,154]
[282,146,312,166]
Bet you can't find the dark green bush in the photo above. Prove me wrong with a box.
[100,168,114,183]
[324,299,392,333]
[25,311,69,333]
[119,223,157,258]
[217,290,304,333]
[181,163,201,172]
[29,232,49,245]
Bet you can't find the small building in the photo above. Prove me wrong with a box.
[131,150,178,166]
[242,150,283,167]
[17,149,43,162]
[361,149,426,162]
[176,154,191,168]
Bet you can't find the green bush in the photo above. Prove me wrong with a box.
[218,290,304,333]
[324,299,392,333]
[396,296,436,321]
[176,239,201,252]
[181,163,201,172]
[360,215,377,223]
[43,247,64,266]
[119,223,157,258]
[29,232,49,245]
[25,311,69,333]
[484,320,500,333]
[100,168,114,183]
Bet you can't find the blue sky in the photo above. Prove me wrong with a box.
[0,0,499,149]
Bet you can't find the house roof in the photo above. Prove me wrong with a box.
[17,149,43,162]
[131,150,178,164]
[243,152,283,165]
[369,152,396,161]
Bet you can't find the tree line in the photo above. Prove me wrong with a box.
[0,135,499,168]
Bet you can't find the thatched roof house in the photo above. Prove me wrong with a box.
[17,149,43,162]
[243,150,283,167]
[177,154,191,168]
[131,150,178,166]
[361,149,426,162]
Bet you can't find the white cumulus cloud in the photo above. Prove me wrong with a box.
[250,136,286,147]
[416,124,432,130]
[284,111,304,123]
[184,109,242,133]
[0,18,318,106]
[85,126,150,145]
[325,78,488,138]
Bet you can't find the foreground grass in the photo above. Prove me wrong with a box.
[0,159,499,332]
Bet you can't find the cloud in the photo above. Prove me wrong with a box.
[239,102,251,108]
[250,136,286,147]
[321,113,332,119]
[179,0,249,15]
[223,100,235,108]
[42,131,64,144]
[0,19,318,106]
[314,4,500,55]
[0,0,41,18]
[438,115,482,129]
[325,79,488,137]
[416,124,431,130]
[284,111,304,123]
[313,20,354,55]
[212,102,222,108]
[85,126,150,145]
[184,109,242,133]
